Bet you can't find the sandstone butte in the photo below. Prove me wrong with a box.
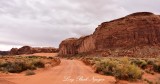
[59,12,160,57]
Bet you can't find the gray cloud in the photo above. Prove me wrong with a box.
[0,0,160,50]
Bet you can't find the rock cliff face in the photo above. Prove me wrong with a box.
[93,12,160,50]
[59,38,78,55]
[59,12,160,57]
[77,35,95,53]
[59,36,96,55]
[10,46,59,55]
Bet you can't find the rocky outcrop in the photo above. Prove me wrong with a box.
[59,38,78,55]
[59,12,160,57]
[10,48,19,55]
[10,46,59,55]
[77,35,95,53]
[59,36,96,56]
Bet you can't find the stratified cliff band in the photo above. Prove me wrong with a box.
[59,12,160,57]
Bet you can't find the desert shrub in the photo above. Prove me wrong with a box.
[131,59,147,69]
[25,61,36,70]
[93,57,101,61]
[153,62,160,73]
[93,61,104,73]
[140,61,148,69]
[82,57,95,65]
[0,59,45,73]
[0,61,10,67]
[114,58,142,80]
[48,57,53,59]
[130,58,160,73]
[27,56,39,59]
[102,60,118,75]
[147,59,155,65]
[114,64,142,80]
[0,56,61,73]
[10,62,28,73]
[32,60,45,68]
[93,57,142,81]
[0,61,27,73]
[25,70,35,76]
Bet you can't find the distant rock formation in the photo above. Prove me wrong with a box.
[59,12,160,57]
[10,46,59,55]
[0,51,9,55]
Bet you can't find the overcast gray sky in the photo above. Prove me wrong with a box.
[0,0,160,50]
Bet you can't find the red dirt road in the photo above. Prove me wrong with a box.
[1,59,116,84]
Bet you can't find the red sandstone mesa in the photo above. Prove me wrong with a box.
[59,12,160,57]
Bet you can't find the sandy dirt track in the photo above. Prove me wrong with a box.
[1,59,116,84]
